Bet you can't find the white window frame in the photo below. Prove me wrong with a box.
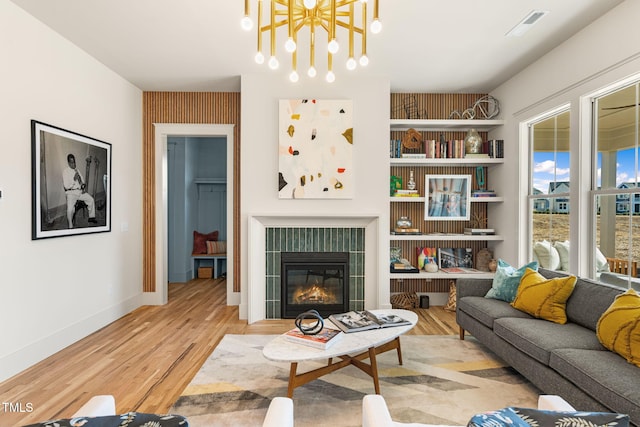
[583,73,640,280]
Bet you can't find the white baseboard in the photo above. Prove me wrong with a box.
[0,294,142,383]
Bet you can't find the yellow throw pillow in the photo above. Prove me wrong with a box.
[511,268,577,324]
[596,289,640,368]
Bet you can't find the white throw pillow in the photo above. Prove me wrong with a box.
[554,240,570,271]
[596,247,610,272]
[533,240,561,270]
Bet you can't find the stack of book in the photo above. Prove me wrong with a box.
[401,153,426,159]
[393,189,420,197]
[283,327,343,349]
[464,228,496,235]
[471,190,496,197]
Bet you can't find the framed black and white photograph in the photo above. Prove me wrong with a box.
[31,120,111,239]
[424,174,471,220]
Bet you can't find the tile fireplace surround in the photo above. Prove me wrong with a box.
[247,214,385,323]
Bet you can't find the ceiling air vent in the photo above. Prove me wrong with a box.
[506,10,549,37]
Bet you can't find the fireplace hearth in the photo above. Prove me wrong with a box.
[281,252,349,318]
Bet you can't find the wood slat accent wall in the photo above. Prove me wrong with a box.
[390,93,487,120]
[142,92,241,293]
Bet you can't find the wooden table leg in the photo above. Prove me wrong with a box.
[368,347,381,394]
[287,362,298,398]
[395,337,403,365]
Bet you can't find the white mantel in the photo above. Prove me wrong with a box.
[244,214,390,323]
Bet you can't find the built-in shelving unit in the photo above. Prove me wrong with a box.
[389,118,504,283]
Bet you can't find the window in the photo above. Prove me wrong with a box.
[592,81,640,281]
[528,109,571,271]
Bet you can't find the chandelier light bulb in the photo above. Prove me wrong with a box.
[327,39,340,54]
[303,0,317,9]
[255,51,265,64]
[284,37,297,53]
[307,66,317,78]
[346,57,357,70]
[268,56,279,70]
[370,19,382,34]
[241,16,253,31]
[359,55,369,67]
[326,71,336,83]
[289,70,300,83]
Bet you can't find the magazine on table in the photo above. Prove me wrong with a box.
[329,310,412,333]
[283,326,343,350]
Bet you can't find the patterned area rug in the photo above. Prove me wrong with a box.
[171,334,540,427]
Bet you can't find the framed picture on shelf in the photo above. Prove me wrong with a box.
[424,174,471,220]
[31,120,111,240]
[438,248,473,269]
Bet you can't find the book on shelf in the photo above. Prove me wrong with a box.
[390,258,419,273]
[401,153,426,159]
[438,247,473,270]
[283,326,343,350]
[391,228,422,235]
[393,193,421,198]
[464,228,496,235]
[393,189,420,197]
[440,267,483,274]
[329,310,412,333]
[464,153,490,159]
[471,190,497,197]
[488,139,504,158]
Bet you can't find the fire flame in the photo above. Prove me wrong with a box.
[294,284,338,304]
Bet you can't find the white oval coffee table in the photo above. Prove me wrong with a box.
[263,309,418,397]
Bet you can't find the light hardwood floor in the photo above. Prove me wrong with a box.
[0,278,458,426]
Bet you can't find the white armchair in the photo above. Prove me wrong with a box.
[262,397,294,427]
[71,395,116,417]
[70,395,293,427]
[362,394,576,427]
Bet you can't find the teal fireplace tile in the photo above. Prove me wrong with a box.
[278,228,287,251]
[305,229,313,251]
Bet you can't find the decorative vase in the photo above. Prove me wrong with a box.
[488,259,498,272]
[407,170,416,190]
[396,216,412,229]
[424,262,438,273]
[464,128,482,154]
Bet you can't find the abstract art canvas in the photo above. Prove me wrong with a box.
[279,99,353,199]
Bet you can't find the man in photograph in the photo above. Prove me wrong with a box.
[63,154,96,228]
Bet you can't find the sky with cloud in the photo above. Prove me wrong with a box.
[533,148,638,194]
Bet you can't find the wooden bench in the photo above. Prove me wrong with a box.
[191,253,227,279]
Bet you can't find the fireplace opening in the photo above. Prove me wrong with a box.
[281,252,349,319]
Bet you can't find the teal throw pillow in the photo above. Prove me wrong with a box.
[485,259,538,302]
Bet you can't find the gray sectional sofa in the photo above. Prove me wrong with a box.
[456,268,640,426]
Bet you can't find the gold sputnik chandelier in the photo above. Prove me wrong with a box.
[241,0,381,83]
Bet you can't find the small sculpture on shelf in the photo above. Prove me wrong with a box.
[476,248,493,271]
[396,216,412,229]
[470,212,488,229]
[407,170,416,190]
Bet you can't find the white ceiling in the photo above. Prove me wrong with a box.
[10,0,625,92]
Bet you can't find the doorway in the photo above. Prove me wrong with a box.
[167,136,227,282]
[153,124,237,306]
